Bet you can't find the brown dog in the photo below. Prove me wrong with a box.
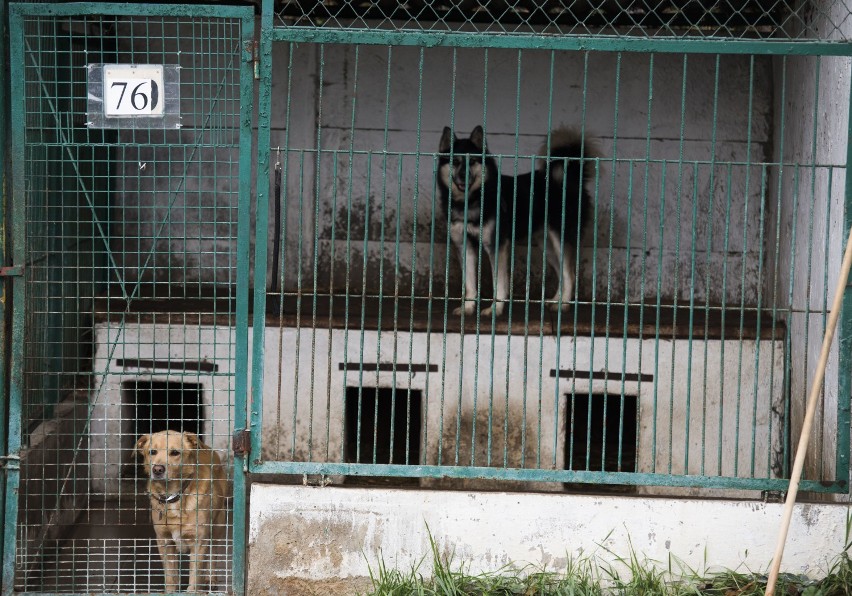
[136,430,228,593]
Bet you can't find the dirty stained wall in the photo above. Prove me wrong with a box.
[247,485,849,594]
[272,45,772,305]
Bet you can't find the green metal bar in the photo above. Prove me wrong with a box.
[602,52,622,472]
[408,47,425,467]
[269,28,852,56]
[11,2,252,18]
[2,9,24,594]
[232,11,255,596]
[836,58,852,491]
[768,55,787,477]
[700,55,721,477]
[374,46,392,465]
[248,460,845,493]
[800,56,822,480]
[340,45,360,462]
[749,165,769,477]
[308,44,326,461]
[0,0,8,578]
[251,0,274,465]
[16,593,229,596]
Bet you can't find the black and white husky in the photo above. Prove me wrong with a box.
[438,125,596,317]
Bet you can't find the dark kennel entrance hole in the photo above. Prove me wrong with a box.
[565,393,638,474]
[344,387,422,487]
[125,379,204,439]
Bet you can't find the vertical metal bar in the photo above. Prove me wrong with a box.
[373,45,392,464]
[251,0,274,465]
[652,160,668,474]
[767,55,788,482]
[273,45,294,459]
[732,55,758,478]
[835,58,852,489]
[672,54,687,473]
[232,10,255,596]
[2,9,24,594]
[472,47,488,468]
[749,164,769,477]
[699,54,721,476]
[0,0,9,578]
[341,45,360,462]
[308,43,326,461]
[407,47,426,466]
[800,56,821,477]
[637,53,654,474]
[602,52,623,472]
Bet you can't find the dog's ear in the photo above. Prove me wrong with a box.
[439,126,454,153]
[469,126,485,151]
[183,431,201,450]
[135,434,150,458]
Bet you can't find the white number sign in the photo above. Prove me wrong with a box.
[103,65,164,117]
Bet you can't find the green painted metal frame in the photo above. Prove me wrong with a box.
[270,28,852,56]
[249,0,852,495]
[837,58,852,496]
[4,6,24,592]
[0,0,8,584]
[3,4,255,595]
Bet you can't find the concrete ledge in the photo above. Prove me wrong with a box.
[248,484,848,595]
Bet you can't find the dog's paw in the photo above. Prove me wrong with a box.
[453,303,476,316]
[547,300,573,312]
[481,303,504,318]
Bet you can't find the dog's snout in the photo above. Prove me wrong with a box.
[152,464,166,478]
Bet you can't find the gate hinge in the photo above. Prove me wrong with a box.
[233,429,251,457]
[0,266,23,277]
[762,490,784,503]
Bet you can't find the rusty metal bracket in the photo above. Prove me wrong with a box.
[233,429,250,457]
[0,266,23,277]
[245,40,259,80]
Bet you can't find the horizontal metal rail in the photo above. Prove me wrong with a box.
[271,27,852,56]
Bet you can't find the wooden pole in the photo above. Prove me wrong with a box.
[765,228,852,596]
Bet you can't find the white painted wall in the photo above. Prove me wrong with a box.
[247,484,849,592]
[90,323,784,496]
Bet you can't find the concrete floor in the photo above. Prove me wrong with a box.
[16,497,231,593]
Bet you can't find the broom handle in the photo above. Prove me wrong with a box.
[765,227,852,596]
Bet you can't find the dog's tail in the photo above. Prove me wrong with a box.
[538,128,599,190]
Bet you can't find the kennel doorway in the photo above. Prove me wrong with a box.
[3,4,255,594]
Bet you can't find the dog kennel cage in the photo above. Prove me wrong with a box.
[1,0,852,594]
[247,0,852,498]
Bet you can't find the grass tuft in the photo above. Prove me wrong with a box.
[362,541,852,596]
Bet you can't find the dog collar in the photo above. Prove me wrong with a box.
[151,480,190,504]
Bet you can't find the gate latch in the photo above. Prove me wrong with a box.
[233,429,251,457]
[0,454,21,472]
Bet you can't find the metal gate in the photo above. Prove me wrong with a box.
[3,3,254,593]
[247,0,852,496]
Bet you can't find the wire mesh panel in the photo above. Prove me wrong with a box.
[271,0,852,40]
[249,1,852,496]
[7,5,253,593]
